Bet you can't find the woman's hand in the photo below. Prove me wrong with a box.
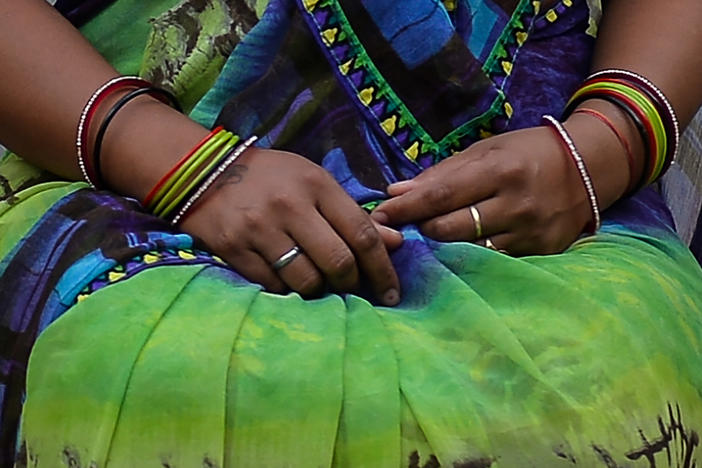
[179,148,402,305]
[371,119,631,255]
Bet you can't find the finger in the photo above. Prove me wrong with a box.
[252,232,325,297]
[372,160,496,226]
[373,220,404,250]
[481,234,513,255]
[319,192,400,306]
[419,198,509,243]
[483,232,554,257]
[287,211,361,294]
[223,248,287,293]
[386,180,415,196]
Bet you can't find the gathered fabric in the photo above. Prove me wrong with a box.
[2,0,702,466]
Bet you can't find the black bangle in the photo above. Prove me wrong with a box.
[563,93,651,193]
[92,86,181,188]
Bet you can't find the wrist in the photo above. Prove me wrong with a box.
[563,98,646,208]
[97,97,210,201]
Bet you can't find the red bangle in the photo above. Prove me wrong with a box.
[572,108,637,194]
[574,88,659,186]
[141,126,225,207]
[78,77,151,186]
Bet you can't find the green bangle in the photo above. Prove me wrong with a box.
[148,129,230,211]
[152,131,233,215]
[156,135,241,218]
[574,82,667,178]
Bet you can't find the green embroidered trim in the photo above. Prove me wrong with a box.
[302,0,538,164]
[304,0,443,164]
[483,0,541,82]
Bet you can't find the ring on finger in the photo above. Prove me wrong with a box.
[271,245,303,271]
[468,206,483,239]
[485,238,509,255]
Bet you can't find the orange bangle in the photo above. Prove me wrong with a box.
[572,108,637,194]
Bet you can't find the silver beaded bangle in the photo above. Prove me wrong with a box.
[170,135,259,226]
[587,69,680,164]
[542,115,601,233]
[76,76,149,187]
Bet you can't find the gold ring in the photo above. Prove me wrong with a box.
[485,238,509,255]
[469,206,483,239]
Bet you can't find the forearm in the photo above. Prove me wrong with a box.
[0,0,208,198]
[564,0,702,208]
[593,0,702,128]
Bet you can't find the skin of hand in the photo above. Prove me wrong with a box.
[370,0,702,255]
[177,147,402,305]
[370,118,623,255]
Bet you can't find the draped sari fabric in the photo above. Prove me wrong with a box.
[2,0,702,466]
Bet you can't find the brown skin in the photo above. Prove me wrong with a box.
[371,0,702,254]
[1,0,701,302]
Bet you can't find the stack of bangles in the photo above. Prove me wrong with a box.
[77,76,258,226]
[542,68,679,234]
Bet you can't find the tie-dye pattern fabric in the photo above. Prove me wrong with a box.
[2,0,702,466]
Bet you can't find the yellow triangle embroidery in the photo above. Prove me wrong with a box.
[108,271,126,283]
[179,250,197,261]
[501,61,513,75]
[322,28,339,46]
[443,0,457,11]
[563,0,573,6]
[405,141,420,161]
[532,1,541,13]
[77,294,89,303]
[381,115,397,135]
[359,87,375,107]
[144,253,160,264]
[504,101,514,118]
[303,0,320,12]
[213,255,226,264]
[516,31,528,46]
[479,129,494,140]
[339,59,353,75]
[546,10,558,22]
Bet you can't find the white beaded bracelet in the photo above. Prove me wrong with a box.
[169,135,259,226]
[542,115,601,233]
[76,76,149,187]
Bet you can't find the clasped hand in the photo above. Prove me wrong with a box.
[372,126,594,255]
[180,126,597,305]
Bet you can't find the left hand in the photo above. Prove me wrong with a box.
[370,125,616,255]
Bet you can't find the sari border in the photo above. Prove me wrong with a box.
[299,0,540,167]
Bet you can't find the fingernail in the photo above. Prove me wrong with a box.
[380,225,401,235]
[383,288,400,306]
[371,210,389,224]
[387,180,413,191]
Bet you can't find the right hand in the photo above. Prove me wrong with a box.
[179,147,402,306]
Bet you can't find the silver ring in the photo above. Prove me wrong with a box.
[272,246,303,271]
[469,206,483,239]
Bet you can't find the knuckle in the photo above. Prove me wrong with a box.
[240,209,267,231]
[513,197,537,220]
[296,270,323,295]
[301,167,330,189]
[426,218,453,240]
[352,222,382,251]
[214,229,240,250]
[327,248,356,276]
[497,158,528,184]
[269,192,296,212]
[424,182,452,208]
